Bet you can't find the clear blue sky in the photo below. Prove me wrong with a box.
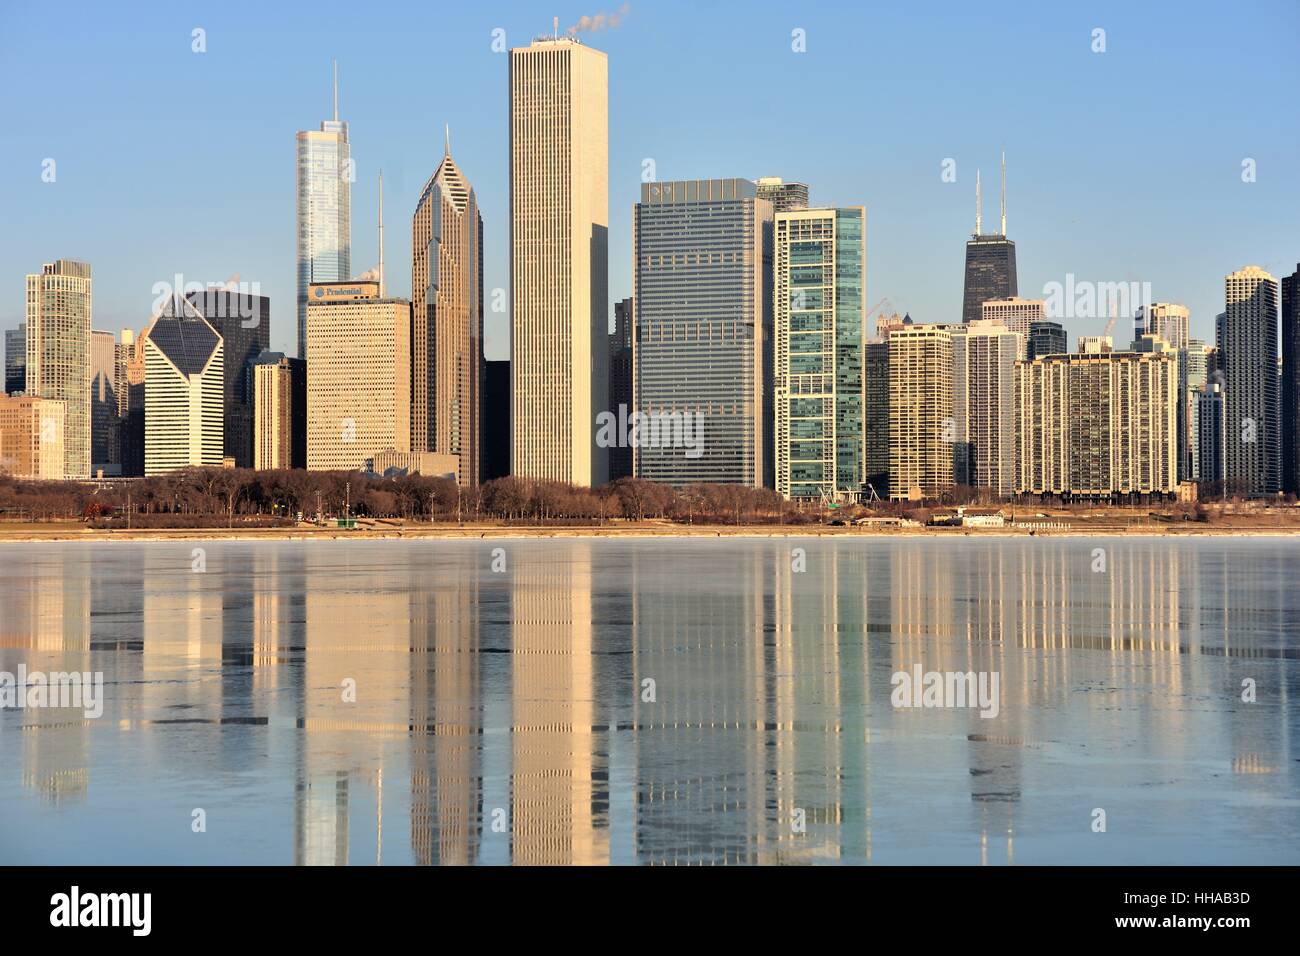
[2,0,1297,359]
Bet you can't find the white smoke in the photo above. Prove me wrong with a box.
[566,3,630,35]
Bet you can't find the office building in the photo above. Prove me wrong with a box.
[1281,264,1300,494]
[120,326,148,477]
[888,324,953,500]
[1220,266,1280,495]
[0,394,65,479]
[755,177,809,212]
[509,36,608,486]
[774,206,866,500]
[483,359,511,481]
[91,329,121,476]
[185,288,271,468]
[144,299,224,475]
[608,297,633,481]
[296,64,351,359]
[253,351,305,470]
[951,320,1019,495]
[979,297,1041,357]
[1027,320,1067,360]
[864,339,889,499]
[1135,302,1190,351]
[4,323,24,394]
[25,259,92,478]
[305,281,410,471]
[635,179,772,487]
[1197,382,1226,487]
[960,157,1017,325]
[1015,349,1178,499]
[412,133,483,485]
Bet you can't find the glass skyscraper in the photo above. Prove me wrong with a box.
[295,69,351,359]
[774,207,866,500]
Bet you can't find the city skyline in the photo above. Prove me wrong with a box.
[4,1,1297,359]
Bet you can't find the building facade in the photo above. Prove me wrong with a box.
[295,76,351,359]
[887,324,953,500]
[412,138,483,485]
[91,329,121,476]
[185,288,271,468]
[1220,266,1280,495]
[305,281,411,471]
[4,323,24,394]
[608,297,633,481]
[1015,350,1178,499]
[979,298,1041,358]
[952,320,1020,495]
[1135,302,1190,351]
[635,179,772,487]
[773,207,866,500]
[755,177,809,213]
[864,339,889,499]
[144,300,224,475]
[25,259,92,478]
[1281,264,1300,495]
[0,395,65,479]
[1027,320,1067,361]
[509,36,608,486]
[253,353,303,470]
[1197,382,1226,487]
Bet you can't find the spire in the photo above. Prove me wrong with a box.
[975,169,982,235]
[1000,149,1007,236]
[444,123,451,157]
[377,170,385,298]
[332,59,338,122]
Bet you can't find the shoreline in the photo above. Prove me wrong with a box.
[3,523,1300,543]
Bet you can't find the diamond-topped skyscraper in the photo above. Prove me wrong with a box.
[295,62,352,359]
[961,154,1018,325]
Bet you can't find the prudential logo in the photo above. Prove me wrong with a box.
[50,887,151,936]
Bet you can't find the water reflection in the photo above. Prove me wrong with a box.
[0,537,1297,864]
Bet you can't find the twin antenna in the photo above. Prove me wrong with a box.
[974,151,1008,237]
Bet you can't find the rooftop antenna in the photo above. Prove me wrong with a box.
[377,170,385,298]
[553,16,559,38]
[332,59,338,122]
[975,169,982,235]
[1000,149,1007,236]
[444,122,451,157]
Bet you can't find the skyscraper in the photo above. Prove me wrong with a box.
[25,259,92,478]
[509,36,608,486]
[960,156,1018,325]
[0,395,65,479]
[979,297,1041,358]
[144,298,224,475]
[185,287,269,468]
[1221,266,1280,495]
[1015,349,1178,500]
[888,324,953,500]
[1027,320,1067,361]
[1281,264,1300,494]
[483,359,511,482]
[253,352,304,470]
[91,329,120,476]
[305,280,411,471]
[296,62,351,359]
[773,206,866,500]
[864,339,890,499]
[121,325,148,477]
[951,320,1020,495]
[4,323,24,394]
[1134,302,1190,351]
[411,131,483,485]
[1182,339,1212,482]
[755,177,809,213]
[608,297,633,482]
[635,179,772,487]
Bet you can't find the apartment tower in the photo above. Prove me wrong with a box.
[25,259,92,478]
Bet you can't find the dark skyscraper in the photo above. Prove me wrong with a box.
[185,288,271,467]
[864,339,890,499]
[483,359,510,482]
[1281,264,1300,494]
[4,323,24,394]
[961,156,1018,325]
[608,297,633,481]
[1027,320,1067,360]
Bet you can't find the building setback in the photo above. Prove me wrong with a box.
[635,179,772,487]
[888,324,953,500]
[305,281,410,471]
[509,36,608,486]
[1014,350,1178,500]
[144,299,224,475]
[1220,266,1280,495]
[774,207,866,500]
[26,259,92,478]
[412,135,483,485]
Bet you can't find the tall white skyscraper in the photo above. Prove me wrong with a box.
[296,62,352,359]
[509,36,608,486]
[25,259,92,478]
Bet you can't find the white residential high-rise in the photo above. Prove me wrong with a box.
[25,259,92,478]
[509,36,608,486]
[296,62,352,359]
[979,297,1043,359]
[1134,303,1190,351]
[952,320,1020,496]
